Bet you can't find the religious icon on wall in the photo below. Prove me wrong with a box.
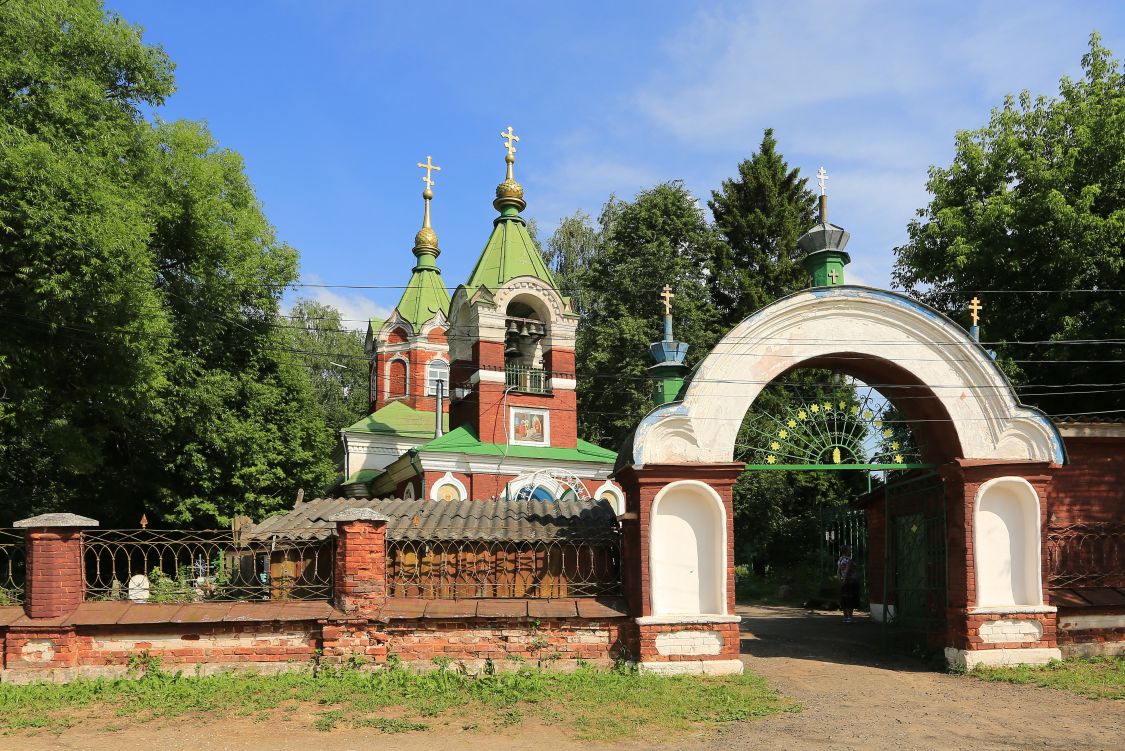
[511,408,548,445]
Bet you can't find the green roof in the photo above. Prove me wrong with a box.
[464,208,557,293]
[394,266,450,330]
[343,401,448,439]
[344,468,383,484]
[417,425,616,464]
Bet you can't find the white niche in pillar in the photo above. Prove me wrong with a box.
[650,480,727,616]
[973,477,1043,608]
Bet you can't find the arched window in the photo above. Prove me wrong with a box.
[386,357,408,398]
[386,326,409,345]
[426,358,449,396]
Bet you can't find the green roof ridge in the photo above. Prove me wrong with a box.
[417,425,616,463]
[344,400,448,438]
[464,210,557,293]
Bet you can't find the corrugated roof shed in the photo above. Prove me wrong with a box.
[250,498,618,543]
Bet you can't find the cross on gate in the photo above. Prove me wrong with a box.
[969,296,983,327]
[417,155,441,188]
[500,126,520,157]
[660,285,675,315]
[828,269,839,284]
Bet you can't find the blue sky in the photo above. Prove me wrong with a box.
[107,1,1125,327]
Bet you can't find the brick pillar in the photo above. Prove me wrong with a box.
[14,513,98,620]
[330,509,389,615]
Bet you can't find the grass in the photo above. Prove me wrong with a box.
[0,659,799,741]
[968,656,1125,699]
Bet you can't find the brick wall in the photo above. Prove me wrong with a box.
[1048,436,1125,524]
[636,622,741,662]
[24,530,83,619]
[333,520,387,614]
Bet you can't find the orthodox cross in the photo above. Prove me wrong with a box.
[969,296,983,327]
[501,126,520,157]
[827,269,839,284]
[660,285,675,315]
[817,166,828,195]
[417,155,441,189]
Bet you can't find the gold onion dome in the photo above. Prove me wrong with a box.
[414,225,439,251]
[494,126,526,211]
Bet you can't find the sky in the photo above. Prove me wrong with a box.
[107,0,1125,329]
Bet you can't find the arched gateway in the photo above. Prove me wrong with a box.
[615,212,1066,674]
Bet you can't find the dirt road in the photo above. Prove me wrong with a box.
[10,605,1123,751]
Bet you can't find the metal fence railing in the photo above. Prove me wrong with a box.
[386,537,621,600]
[0,530,26,605]
[1047,522,1125,589]
[83,529,334,603]
[505,365,551,395]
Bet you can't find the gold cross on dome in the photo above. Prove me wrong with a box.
[417,155,441,189]
[660,285,675,316]
[969,296,983,327]
[500,126,520,157]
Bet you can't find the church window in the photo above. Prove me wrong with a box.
[426,359,449,396]
[387,357,408,398]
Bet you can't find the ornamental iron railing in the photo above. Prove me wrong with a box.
[386,536,621,599]
[0,530,26,605]
[505,365,551,395]
[83,529,334,603]
[1046,523,1125,589]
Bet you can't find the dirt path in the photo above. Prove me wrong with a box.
[8,605,1123,751]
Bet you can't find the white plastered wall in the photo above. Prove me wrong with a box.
[649,480,727,617]
[973,476,1044,608]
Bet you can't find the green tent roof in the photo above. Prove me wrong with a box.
[343,401,448,440]
[464,208,557,293]
[393,266,450,331]
[417,425,616,464]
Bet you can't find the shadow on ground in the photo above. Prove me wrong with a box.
[737,604,943,674]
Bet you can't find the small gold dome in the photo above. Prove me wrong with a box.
[495,178,524,200]
[414,226,439,249]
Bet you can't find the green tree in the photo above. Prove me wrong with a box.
[0,0,336,525]
[285,299,369,432]
[709,128,817,328]
[893,33,1125,415]
[572,182,724,448]
[542,211,600,317]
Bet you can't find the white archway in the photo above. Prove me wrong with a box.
[974,477,1044,608]
[649,480,727,616]
[629,288,1063,467]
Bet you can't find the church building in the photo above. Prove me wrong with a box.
[338,130,622,509]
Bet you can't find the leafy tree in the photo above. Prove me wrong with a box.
[542,211,600,317]
[570,183,724,448]
[709,128,817,328]
[894,33,1125,415]
[0,0,336,525]
[285,299,369,432]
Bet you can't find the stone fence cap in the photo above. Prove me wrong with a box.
[327,508,390,523]
[13,513,100,528]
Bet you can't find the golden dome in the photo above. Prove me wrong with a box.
[495,178,524,200]
[414,226,439,250]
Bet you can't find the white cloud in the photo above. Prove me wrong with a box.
[287,276,393,332]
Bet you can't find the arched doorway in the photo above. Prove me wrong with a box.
[617,286,1064,672]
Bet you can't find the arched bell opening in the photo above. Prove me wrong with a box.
[504,297,550,394]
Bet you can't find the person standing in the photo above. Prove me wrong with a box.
[838,545,861,623]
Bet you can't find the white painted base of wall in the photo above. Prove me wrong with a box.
[944,646,1061,670]
[0,661,303,685]
[1058,613,1125,630]
[1061,641,1125,658]
[635,614,742,625]
[637,659,744,676]
[868,603,895,622]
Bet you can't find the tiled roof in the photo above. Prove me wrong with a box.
[249,497,619,543]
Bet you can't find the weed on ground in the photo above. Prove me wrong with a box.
[0,660,798,741]
[967,656,1124,699]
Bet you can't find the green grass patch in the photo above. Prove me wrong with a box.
[968,656,1125,699]
[0,662,798,741]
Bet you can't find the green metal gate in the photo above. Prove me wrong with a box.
[883,472,947,645]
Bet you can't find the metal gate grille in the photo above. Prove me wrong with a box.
[883,472,947,644]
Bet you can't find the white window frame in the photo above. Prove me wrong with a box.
[425,358,450,396]
[509,407,550,447]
